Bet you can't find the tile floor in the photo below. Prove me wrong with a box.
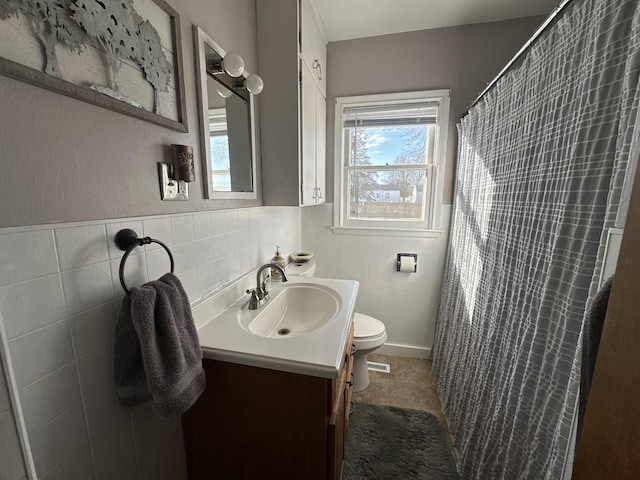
[353,353,457,460]
[353,354,443,415]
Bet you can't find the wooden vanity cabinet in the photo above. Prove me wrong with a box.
[182,321,355,480]
[328,336,354,479]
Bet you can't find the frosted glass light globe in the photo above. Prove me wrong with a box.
[216,84,232,98]
[222,53,245,77]
[245,74,264,95]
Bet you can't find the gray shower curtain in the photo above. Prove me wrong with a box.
[432,1,640,479]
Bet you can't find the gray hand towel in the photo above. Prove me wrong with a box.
[114,272,206,418]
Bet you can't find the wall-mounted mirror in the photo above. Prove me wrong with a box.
[194,26,258,200]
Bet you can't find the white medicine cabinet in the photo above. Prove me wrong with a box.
[257,0,327,206]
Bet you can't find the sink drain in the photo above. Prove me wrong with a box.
[277,328,291,336]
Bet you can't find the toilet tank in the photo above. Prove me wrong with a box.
[285,260,316,277]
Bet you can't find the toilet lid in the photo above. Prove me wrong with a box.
[354,313,386,339]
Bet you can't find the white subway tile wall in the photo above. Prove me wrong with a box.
[39,442,94,480]
[0,206,301,480]
[0,360,28,479]
[0,410,28,479]
[0,230,58,287]
[301,204,451,355]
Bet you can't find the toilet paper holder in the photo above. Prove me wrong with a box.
[396,253,418,272]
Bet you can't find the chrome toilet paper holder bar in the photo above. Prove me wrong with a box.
[396,253,418,272]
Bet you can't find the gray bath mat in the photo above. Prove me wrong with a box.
[344,403,459,479]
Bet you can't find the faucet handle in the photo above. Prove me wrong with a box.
[246,288,261,310]
[246,288,258,298]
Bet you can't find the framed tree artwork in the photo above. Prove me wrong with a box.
[0,0,188,132]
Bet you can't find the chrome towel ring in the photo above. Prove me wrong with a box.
[115,228,175,294]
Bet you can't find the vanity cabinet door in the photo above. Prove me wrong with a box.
[183,360,329,480]
[328,386,347,480]
[300,60,326,205]
[315,87,326,203]
[331,322,355,409]
[345,352,354,434]
[301,61,318,205]
[327,320,354,479]
[300,0,326,95]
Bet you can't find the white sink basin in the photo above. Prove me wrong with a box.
[245,283,341,338]
[193,276,359,378]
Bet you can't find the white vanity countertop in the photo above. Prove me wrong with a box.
[193,276,359,379]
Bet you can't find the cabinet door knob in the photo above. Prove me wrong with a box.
[313,58,323,80]
[316,188,323,199]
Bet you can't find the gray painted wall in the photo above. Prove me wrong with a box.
[0,0,260,228]
[325,16,546,204]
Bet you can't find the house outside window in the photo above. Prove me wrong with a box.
[333,90,450,235]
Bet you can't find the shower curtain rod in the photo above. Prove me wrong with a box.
[461,0,575,118]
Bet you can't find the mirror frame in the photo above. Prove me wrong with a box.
[193,25,258,200]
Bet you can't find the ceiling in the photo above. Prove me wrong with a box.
[312,0,560,42]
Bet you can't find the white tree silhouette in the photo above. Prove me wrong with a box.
[71,0,139,91]
[3,0,175,112]
[2,0,85,77]
[0,0,20,19]
[136,19,172,114]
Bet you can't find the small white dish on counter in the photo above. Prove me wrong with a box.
[290,251,314,262]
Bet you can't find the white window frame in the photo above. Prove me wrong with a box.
[332,89,450,237]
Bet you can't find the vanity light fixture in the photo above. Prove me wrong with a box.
[205,46,263,96]
[233,73,264,95]
[208,52,245,77]
[244,74,264,95]
[215,83,233,98]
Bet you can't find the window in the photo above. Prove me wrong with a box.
[333,90,450,235]
[208,109,231,191]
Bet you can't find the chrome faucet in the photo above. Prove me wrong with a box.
[246,263,288,310]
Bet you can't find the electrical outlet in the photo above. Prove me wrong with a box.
[158,163,189,201]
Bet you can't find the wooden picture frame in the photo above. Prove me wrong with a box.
[0,0,188,132]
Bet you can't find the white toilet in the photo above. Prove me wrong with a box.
[285,261,387,392]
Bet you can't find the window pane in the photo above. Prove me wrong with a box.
[209,110,232,192]
[347,125,429,167]
[210,135,231,191]
[348,169,430,221]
